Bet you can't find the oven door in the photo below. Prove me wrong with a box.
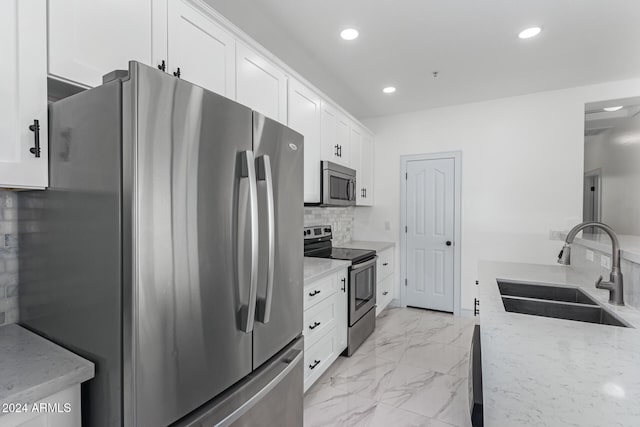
[322,165,356,206]
[348,256,377,325]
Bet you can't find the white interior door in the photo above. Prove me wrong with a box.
[405,158,455,312]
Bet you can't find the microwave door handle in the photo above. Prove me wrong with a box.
[256,155,275,324]
[346,179,351,201]
[239,150,259,333]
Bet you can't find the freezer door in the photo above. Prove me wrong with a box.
[130,63,256,427]
[252,112,304,368]
[174,336,304,427]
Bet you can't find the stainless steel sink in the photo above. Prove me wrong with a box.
[498,280,598,305]
[497,280,630,328]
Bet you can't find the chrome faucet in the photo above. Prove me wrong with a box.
[557,221,624,306]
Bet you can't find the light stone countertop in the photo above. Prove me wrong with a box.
[337,240,395,252]
[0,324,94,409]
[304,257,351,284]
[479,260,640,427]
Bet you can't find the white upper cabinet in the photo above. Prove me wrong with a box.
[359,132,374,206]
[321,102,350,167]
[236,43,287,123]
[0,0,48,189]
[167,0,236,98]
[288,79,322,204]
[48,0,153,87]
[352,126,374,206]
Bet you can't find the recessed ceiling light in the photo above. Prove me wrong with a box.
[382,86,396,94]
[340,28,359,41]
[518,26,542,39]
[603,106,623,112]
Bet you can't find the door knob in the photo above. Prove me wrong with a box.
[446,241,452,246]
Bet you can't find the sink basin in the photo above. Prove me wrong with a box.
[501,297,629,327]
[497,280,598,305]
[497,280,630,328]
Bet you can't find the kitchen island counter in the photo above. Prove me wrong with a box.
[479,261,640,427]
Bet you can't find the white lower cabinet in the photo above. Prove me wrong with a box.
[336,269,348,351]
[303,268,348,392]
[376,247,395,316]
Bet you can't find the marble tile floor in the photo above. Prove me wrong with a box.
[304,307,478,427]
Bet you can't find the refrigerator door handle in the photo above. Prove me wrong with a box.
[240,150,259,333]
[256,155,275,324]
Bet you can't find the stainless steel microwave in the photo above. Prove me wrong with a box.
[321,161,356,206]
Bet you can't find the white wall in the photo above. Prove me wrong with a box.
[355,78,640,311]
[585,112,640,234]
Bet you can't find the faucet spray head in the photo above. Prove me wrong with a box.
[557,244,571,265]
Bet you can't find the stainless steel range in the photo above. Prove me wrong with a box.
[304,226,377,356]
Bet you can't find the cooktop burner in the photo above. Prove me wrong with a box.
[303,225,376,264]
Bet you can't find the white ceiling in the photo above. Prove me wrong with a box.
[206,0,640,119]
[585,97,640,135]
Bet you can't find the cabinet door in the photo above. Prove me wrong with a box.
[236,43,287,123]
[321,102,350,167]
[0,0,48,189]
[360,132,374,206]
[168,0,236,98]
[336,270,348,352]
[48,0,153,87]
[288,79,322,203]
[336,116,351,166]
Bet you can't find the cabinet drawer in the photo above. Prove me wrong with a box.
[304,327,337,382]
[376,275,393,316]
[304,273,337,310]
[377,247,394,281]
[303,293,337,348]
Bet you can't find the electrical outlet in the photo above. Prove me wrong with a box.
[586,249,594,262]
[601,254,611,269]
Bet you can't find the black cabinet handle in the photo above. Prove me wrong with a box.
[341,277,346,291]
[309,321,321,330]
[382,262,388,266]
[474,298,480,316]
[309,359,321,370]
[28,120,41,158]
[308,290,321,297]
[364,188,366,198]
[173,67,181,78]
[334,144,339,157]
[338,145,342,157]
[446,241,452,246]
[382,291,389,296]
[157,60,166,72]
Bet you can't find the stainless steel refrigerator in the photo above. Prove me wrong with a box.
[18,62,304,427]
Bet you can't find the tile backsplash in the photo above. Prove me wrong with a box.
[304,207,354,245]
[0,190,18,325]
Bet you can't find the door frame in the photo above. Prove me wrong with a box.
[400,151,462,316]
[583,168,602,222]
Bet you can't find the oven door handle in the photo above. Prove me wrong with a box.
[351,256,378,272]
